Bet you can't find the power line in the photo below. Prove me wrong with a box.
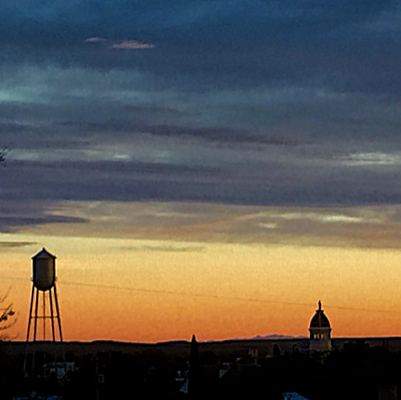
[0,274,397,315]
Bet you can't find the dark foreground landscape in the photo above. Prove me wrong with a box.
[2,337,401,400]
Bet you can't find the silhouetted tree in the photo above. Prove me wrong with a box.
[273,344,282,357]
[0,290,16,338]
[0,151,14,336]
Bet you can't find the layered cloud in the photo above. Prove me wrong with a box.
[1,1,401,243]
[111,41,155,50]
[11,201,401,249]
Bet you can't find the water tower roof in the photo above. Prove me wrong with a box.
[32,248,56,260]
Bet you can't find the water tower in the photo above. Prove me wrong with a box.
[26,248,63,342]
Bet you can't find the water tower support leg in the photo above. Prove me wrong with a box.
[33,288,39,342]
[53,284,63,342]
[49,288,56,342]
[26,285,35,341]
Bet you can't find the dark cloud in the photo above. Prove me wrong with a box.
[0,241,37,248]
[119,244,205,253]
[0,0,399,47]
[2,153,401,211]
[0,215,88,232]
[1,1,401,234]
[0,201,88,232]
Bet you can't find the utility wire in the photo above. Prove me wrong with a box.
[0,274,398,314]
[60,280,399,314]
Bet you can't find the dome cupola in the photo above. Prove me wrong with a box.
[309,301,332,352]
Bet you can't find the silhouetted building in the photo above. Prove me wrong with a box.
[309,301,332,352]
[188,334,200,398]
[43,362,75,379]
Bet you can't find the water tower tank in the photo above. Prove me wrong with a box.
[32,248,56,291]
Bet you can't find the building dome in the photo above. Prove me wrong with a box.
[309,301,332,352]
[309,301,331,329]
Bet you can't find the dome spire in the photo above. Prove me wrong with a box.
[318,300,322,311]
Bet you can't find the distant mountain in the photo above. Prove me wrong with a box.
[251,334,308,340]
[202,334,308,343]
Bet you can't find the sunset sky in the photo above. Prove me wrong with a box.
[2,1,401,342]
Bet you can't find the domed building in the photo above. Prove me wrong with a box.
[309,301,332,352]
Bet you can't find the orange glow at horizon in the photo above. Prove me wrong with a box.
[2,231,401,343]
